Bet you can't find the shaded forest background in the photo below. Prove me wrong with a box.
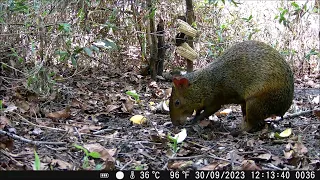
[1,0,319,89]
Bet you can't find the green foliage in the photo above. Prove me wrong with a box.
[280,49,297,56]
[0,100,3,110]
[83,47,93,57]
[95,164,104,170]
[134,165,144,170]
[27,64,55,96]
[167,134,179,153]
[9,48,24,63]
[73,144,101,169]
[242,15,253,22]
[58,23,71,34]
[305,49,319,61]
[34,150,41,170]
[126,90,140,101]
[9,0,30,13]
[275,8,289,26]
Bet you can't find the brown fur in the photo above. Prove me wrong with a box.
[169,41,294,132]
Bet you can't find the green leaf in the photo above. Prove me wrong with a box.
[82,156,89,169]
[71,55,77,67]
[34,150,41,170]
[291,2,300,10]
[83,47,93,57]
[149,7,156,19]
[55,50,69,61]
[126,90,140,101]
[0,100,2,110]
[77,8,85,21]
[135,165,144,170]
[90,45,100,53]
[102,38,118,50]
[88,152,101,158]
[305,49,319,60]
[95,164,104,170]
[73,144,89,156]
[58,23,71,33]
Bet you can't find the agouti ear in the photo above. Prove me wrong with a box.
[173,76,190,89]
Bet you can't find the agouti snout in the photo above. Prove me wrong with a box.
[169,41,294,132]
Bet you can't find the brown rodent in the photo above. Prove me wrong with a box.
[169,40,294,132]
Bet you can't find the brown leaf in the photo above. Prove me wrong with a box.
[284,150,294,159]
[198,120,210,127]
[241,160,262,170]
[105,105,119,113]
[51,159,73,170]
[78,125,101,133]
[83,143,116,162]
[16,100,30,113]
[313,109,320,119]
[46,107,71,120]
[0,135,14,151]
[256,153,272,161]
[0,116,11,130]
[121,97,134,113]
[293,142,308,155]
[199,162,219,170]
[168,160,193,170]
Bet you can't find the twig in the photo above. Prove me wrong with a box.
[169,154,206,160]
[12,112,66,132]
[284,110,314,119]
[208,154,242,165]
[0,130,66,146]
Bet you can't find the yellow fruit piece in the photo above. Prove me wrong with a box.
[279,128,292,138]
[149,102,155,106]
[130,115,147,124]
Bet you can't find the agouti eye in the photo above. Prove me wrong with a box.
[175,100,180,106]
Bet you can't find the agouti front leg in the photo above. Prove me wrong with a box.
[190,105,221,124]
[242,99,266,132]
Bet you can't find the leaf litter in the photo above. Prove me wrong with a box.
[0,69,319,171]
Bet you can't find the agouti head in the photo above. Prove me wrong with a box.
[169,76,197,125]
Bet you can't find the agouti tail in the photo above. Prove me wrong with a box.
[169,41,294,132]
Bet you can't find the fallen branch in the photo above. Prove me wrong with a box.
[0,130,67,146]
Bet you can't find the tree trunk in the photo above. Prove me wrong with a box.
[156,18,165,76]
[147,0,158,79]
[186,0,195,72]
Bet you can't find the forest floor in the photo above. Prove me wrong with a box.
[0,68,319,171]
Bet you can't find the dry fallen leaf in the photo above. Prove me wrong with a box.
[45,107,71,120]
[168,160,193,170]
[122,97,134,113]
[241,160,261,170]
[83,143,116,170]
[51,159,72,170]
[284,150,294,159]
[198,162,219,170]
[293,142,308,155]
[0,116,11,130]
[257,153,272,161]
[78,125,101,133]
[313,109,320,119]
[105,105,119,113]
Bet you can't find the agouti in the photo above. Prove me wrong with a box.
[169,41,294,132]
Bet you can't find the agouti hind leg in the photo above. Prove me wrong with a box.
[241,99,267,132]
